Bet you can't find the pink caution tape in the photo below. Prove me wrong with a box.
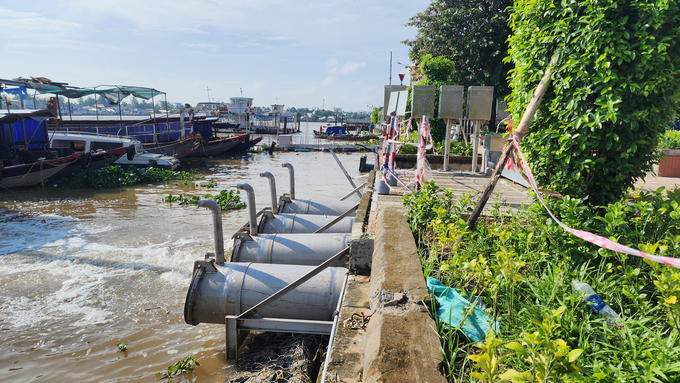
[511,135,680,269]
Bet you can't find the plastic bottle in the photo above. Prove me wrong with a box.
[572,279,621,325]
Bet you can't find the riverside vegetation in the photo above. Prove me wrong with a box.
[404,182,680,382]
[49,165,199,189]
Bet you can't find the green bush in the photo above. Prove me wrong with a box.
[507,0,680,206]
[660,130,680,150]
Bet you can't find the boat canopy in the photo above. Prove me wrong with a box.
[42,86,163,104]
[0,78,163,105]
[326,126,347,135]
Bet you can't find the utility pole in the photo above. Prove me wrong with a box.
[389,51,392,85]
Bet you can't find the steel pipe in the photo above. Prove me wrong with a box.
[232,233,350,266]
[259,213,354,234]
[184,262,346,325]
[259,171,278,211]
[279,198,358,217]
[282,162,295,199]
[236,183,258,236]
[198,198,225,264]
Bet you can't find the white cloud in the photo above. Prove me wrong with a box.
[326,58,339,73]
[325,60,365,75]
[322,76,338,88]
[267,36,295,41]
[181,42,220,52]
[339,62,366,75]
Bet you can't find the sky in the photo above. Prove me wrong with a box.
[0,1,430,112]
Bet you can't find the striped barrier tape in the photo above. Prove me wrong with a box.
[511,135,680,269]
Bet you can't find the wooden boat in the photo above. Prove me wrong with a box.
[325,134,379,142]
[229,135,263,153]
[142,135,198,159]
[0,151,82,188]
[187,134,248,157]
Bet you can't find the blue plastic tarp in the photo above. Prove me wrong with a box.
[426,277,497,343]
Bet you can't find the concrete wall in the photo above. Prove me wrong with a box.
[363,209,446,383]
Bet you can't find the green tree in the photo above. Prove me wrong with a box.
[404,0,514,127]
[508,0,680,206]
[371,107,382,124]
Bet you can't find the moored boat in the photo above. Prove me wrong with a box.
[187,133,248,157]
[0,152,82,188]
[1,110,84,188]
[49,131,180,171]
[230,135,263,153]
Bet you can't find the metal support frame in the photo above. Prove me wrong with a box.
[329,149,358,191]
[471,120,480,172]
[443,119,452,171]
[314,204,359,234]
[339,181,366,201]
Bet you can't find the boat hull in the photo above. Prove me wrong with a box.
[229,136,263,153]
[59,146,128,177]
[143,136,197,159]
[187,134,247,157]
[0,153,81,189]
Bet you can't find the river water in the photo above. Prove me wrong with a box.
[0,127,369,382]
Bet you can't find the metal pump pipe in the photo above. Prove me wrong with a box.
[198,199,225,264]
[282,163,295,199]
[236,183,258,236]
[259,172,278,211]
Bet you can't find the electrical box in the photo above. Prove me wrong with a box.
[394,90,408,117]
[383,85,407,120]
[438,85,464,119]
[467,86,494,120]
[411,85,435,119]
[278,135,292,147]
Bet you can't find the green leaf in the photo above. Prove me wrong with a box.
[568,349,584,363]
[499,369,528,382]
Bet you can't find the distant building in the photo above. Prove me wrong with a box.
[229,97,255,114]
[270,104,285,116]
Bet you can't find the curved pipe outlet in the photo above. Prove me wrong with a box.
[198,198,225,264]
[282,163,295,199]
[236,183,258,236]
[259,171,277,211]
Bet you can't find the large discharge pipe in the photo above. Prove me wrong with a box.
[185,262,346,325]
[236,183,258,236]
[198,198,225,263]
